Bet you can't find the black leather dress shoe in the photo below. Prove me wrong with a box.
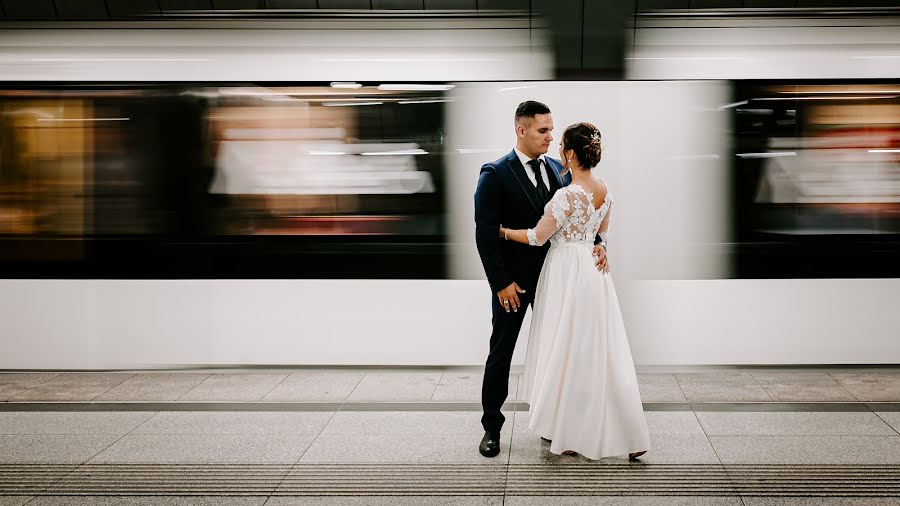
[479,431,500,457]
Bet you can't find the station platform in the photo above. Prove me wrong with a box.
[1,367,900,504]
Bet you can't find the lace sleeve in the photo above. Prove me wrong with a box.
[527,189,574,246]
[598,191,612,244]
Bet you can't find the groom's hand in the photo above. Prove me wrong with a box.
[592,244,609,273]
[497,282,526,313]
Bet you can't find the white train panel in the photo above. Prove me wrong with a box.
[628,16,900,80]
[0,20,553,82]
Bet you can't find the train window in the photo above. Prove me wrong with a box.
[0,84,447,278]
[732,82,900,278]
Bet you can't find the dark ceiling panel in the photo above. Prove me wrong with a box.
[637,0,690,9]
[213,0,266,8]
[3,0,57,20]
[534,0,581,72]
[159,0,214,10]
[797,0,849,5]
[850,0,900,5]
[583,0,632,77]
[318,0,372,8]
[54,0,110,19]
[425,0,476,8]
[372,0,424,8]
[107,0,161,17]
[266,0,319,7]
[479,0,528,9]
[690,0,742,7]
[743,0,795,7]
[425,0,477,10]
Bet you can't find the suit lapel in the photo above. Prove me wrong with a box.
[505,150,541,214]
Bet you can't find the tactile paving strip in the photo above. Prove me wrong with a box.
[2,463,900,497]
[0,464,76,495]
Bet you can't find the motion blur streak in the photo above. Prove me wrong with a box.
[0,12,898,369]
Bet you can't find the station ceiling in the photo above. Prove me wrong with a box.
[1,0,897,21]
[4,0,525,20]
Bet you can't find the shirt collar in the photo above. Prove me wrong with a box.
[514,147,546,169]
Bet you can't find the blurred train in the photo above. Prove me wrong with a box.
[1,11,898,369]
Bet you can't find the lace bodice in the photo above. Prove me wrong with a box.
[527,183,612,247]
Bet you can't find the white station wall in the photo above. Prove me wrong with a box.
[2,277,900,369]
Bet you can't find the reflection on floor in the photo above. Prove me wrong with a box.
[1,367,899,504]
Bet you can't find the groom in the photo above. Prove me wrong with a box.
[474,101,607,457]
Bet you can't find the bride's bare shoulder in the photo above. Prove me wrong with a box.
[589,178,609,208]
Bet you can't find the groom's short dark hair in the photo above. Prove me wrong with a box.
[515,100,551,124]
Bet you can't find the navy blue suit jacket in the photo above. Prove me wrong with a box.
[474,150,571,295]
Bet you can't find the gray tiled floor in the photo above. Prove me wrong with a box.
[750,372,857,402]
[346,372,442,401]
[95,373,211,401]
[741,499,900,506]
[320,410,512,435]
[830,372,900,401]
[513,409,705,436]
[695,411,898,436]
[675,372,773,402]
[266,499,502,506]
[507,433,720,464]
[178,373,288,401]
[0,373,59,387]
[708,435,900,464]
[2,406,898,467]
[24,499,267,506]
[131,411,334,435]
[299,433,513,463]
[261,372,365,401]
[432,372,519,401]
[12,498,899,506]
[875,411,900,434]
[2,367,900,501]
[0,385,25,401]
[87,434,317,463]
[8,373,133,401]
[0,434,121,463]
[644,411,707,435]
[0,412,155,435]
[506,499,742,506]
[637,373,688,402]
[0,498,35,506]
[2,369,899,404]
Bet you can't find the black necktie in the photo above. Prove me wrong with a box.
[528,159,551,205]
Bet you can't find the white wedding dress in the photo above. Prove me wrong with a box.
[522,182,651,460]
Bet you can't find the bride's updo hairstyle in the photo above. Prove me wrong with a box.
[562,122,603,169]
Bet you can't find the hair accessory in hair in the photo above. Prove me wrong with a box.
[591,131,600,142]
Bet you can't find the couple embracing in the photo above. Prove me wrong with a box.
[474,101,650,461]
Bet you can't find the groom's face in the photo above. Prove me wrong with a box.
[518,113,554,157]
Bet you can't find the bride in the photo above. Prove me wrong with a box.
[499,122,650,461]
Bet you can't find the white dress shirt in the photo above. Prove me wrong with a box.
[513,147,552,189]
